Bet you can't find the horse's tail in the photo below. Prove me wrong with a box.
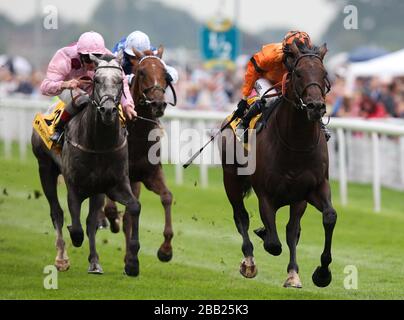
[242,178,253,199]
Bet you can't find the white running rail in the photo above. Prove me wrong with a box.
[2,97,404,212]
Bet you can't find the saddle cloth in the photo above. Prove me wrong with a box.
[32,99,126,152]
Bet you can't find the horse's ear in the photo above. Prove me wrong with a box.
[132,48,145,59]
[89,53,101,66]
[115,50,124,65]
[319,43,328,60]
[289,40,301,58]
[157,45,164,59]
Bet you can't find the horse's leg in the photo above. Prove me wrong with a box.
[97,205,108,230]
[66,189,85,247]
[108,182,141,277]
[257,196,282,256]
[223,169,257,278]
[122,182,141,271]
[143,168,173,262]
[87,194,105,274]
[308,180,337,288]
[37,159,69,271]
[284,201,307,288]
[104,197,120,233]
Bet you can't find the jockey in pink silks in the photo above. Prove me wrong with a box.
[40,31,137,142]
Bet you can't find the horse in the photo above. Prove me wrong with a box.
[31,55,141,276]
[220,40,336,288]
[103,46,175,263]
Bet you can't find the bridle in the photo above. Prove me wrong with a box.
[284,53,331,110]
[91,65,126,112]
[136,56,177,107]
[66,64,128,154]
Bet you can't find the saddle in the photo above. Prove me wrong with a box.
[33,99,126,153]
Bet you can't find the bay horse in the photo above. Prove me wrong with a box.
[220,40,336,288]
[104,46,175,264]
[31,55,141,276]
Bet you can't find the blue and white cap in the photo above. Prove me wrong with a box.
[124,31,151,56]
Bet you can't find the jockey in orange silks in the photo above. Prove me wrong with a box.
[40,31,137,142]
[234,31,314,137]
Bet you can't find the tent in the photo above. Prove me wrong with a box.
[345,48,404,93]
[347,46,388,62]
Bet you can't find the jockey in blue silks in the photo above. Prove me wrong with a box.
[112,31,178,87]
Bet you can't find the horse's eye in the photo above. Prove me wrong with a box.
[295,71,302,78]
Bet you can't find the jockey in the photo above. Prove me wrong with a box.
[234,30,330,141]
[113,30,178,87]
[40,31,137,143]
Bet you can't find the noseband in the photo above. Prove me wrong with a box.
[91,65,126,112]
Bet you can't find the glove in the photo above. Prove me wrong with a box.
[234,99,248,118]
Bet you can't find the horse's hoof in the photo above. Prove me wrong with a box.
[67,225,84,247]
[239,257,257,278]
[104,207,120,233]
[55,258,70,272]
[97,218,109,230]
[109,218,120,234]
[254,227,266,240]
[157,248,173,262]
[124,260,139,277]
[88,262,104,275]
[312,266,332,287]
[264,242,282,256]
[283,270,302,288]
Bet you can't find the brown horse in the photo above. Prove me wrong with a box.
[104,46,174,265]
[220,40,336,288]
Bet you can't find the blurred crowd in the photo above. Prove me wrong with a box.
[174,61,245,112]
[0,54,246,111]
[327,76,404,119]
[0,66,44,98]
[3,53,404,119]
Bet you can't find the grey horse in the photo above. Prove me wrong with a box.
[31,55,141,276]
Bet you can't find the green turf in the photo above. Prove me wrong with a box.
[1,143,404,300]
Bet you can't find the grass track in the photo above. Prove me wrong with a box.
[1,144,404,299]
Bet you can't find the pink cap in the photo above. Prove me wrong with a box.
[77,31,105,54]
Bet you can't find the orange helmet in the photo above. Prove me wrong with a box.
[282,30,312,48]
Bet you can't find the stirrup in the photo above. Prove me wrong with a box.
[50,130,64,145]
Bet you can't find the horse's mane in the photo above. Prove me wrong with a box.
[99,54,116,63]
[283,40,323,71]
[283,40,322,56]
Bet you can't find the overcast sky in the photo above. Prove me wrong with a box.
[0,0,338,40]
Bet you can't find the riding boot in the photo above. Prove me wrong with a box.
[321,122,331,141]
[50,109,72,143]
[50,94,90,144]
[235,100,263,141]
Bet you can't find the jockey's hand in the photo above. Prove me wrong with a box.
[234,99,248,118]
[79,79,93,87]
[124,105,137,120]
[62,79,81,90]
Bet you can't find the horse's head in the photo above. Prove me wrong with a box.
[284,41,330,121]
[89,54,124,126]
[131,46,169,118]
